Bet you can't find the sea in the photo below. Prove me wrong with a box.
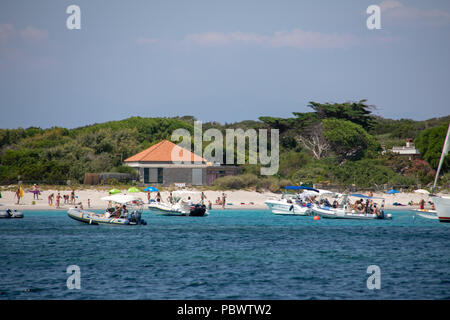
[0,209,449,300]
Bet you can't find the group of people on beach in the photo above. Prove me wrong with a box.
[48,190,76,208]
[46,190,89,209]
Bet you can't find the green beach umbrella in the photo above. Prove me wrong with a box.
[109,188,121,195]
[127,187,141,193]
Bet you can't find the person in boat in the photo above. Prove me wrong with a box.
[332,200,338,208]
[364,199,371,214]
[373,203,383,218]
[323,198,331,207]
[356,200,365,214]
[167,192,173,204]
[187,196,193,206]
[122,205,128,218]
[351,200,359,210]
[156,192,161,203]
[113,205,122,218]
[419,199,425,210]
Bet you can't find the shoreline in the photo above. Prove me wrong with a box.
[0,188,444,212]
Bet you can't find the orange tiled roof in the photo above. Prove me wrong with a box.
[124,140,206,163]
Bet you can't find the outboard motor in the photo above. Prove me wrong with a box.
[128,210,146,225]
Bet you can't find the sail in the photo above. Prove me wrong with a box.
[433,123,450,189]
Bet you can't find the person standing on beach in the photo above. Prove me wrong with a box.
[88,199,91,208]
[15,187,22,205]
[56,193,62,208]
[147,191,151,204]
[201,192,207,205]
[70,190,75,205]
[32,184,40,200]
[48,193,54,206]
[221,193,226,210]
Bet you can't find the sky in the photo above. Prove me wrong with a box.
[0,0,450,129]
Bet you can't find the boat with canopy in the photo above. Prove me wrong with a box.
[67,194,147,225]
[312,193,392,220]
[265,186,320,216]
[148,190,208,216]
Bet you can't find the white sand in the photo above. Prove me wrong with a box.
[0,188,278,211]
[0,188,445,211]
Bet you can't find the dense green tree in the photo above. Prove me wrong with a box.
[415,123,449,171]
[322,119,380,161]
[305,100,377,130]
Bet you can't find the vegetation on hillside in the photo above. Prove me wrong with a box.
[0,101,448,190]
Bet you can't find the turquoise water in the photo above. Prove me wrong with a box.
[0,209,449,299]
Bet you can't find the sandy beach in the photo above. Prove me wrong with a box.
[0,187,445,211]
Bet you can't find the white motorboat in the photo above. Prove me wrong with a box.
[0,209,23,219]
[431,195,450,223]
[312,193,392,220]
[148,190,208,216]
[412,208,437,214]
[265,186,319,216]
[67,194,147,225]
[429,123,450,223]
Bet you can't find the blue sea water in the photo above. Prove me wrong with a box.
[0,209,449,300]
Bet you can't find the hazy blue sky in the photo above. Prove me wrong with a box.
[1,0,449,128]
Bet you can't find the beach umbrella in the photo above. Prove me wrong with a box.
[414,189,430,195]
[109,188,121,195]
[127,187,141,193]
[144,186,159,192]
[386,189,400,194]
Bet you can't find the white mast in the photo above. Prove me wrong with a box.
[433,123,450,190]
